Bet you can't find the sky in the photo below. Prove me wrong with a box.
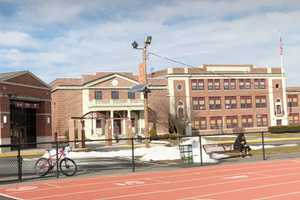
[0,0,299,85]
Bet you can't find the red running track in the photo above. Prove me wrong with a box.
[1,159,300,200]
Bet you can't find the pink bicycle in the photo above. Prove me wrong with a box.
[34,146,77,177]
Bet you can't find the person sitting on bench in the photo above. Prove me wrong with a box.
[234,133,251,156]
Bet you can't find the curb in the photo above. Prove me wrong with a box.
[0,151,44,158]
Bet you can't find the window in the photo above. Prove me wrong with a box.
[128,92,135,99]
[257,115,268,127]
[176,84,182,91]
[178,107,184,118]
[95,91,102,100]
[208,79,220,90]
[209,97,221,109]
[239,79,251,89]
[225,96,237,109]
[192,97,206,110]
[240,96,252,108]
[177,101,185,118]
[254,79,266,89]
[96,119,102,128]
[200,118,207,129]
[193,118,207,130]
[288,95,298,107]
[224,79,236,90]
[255,96,267,108]
[191,79,204,90]
[111,91,119,99]
[225,116,238,128]
[288,113,299,125]
[210,116,222,129]
[208,79,214,90]
[214,79,220,90]
[241,115,253,127]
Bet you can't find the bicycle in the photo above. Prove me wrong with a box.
[34,145,78,177]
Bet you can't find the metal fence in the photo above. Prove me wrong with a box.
[0,131,300,184]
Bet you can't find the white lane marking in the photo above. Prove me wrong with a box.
[224,175,249,179]
[6,186,38,192]
[115,181,145,186]
[254,191,300,200]
[0,192,24,200]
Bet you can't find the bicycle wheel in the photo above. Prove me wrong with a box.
[34,158,51,177]
[59,158,77,176]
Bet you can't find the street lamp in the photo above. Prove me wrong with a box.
[132,36,152,147]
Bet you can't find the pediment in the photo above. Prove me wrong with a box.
[4,72,49,88]
[85,74,138,88]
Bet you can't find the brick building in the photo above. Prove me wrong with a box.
[287,87,300,125]
[0,71,51,151]
[51,64,289,139]
[51,72,168,141]
[167,65,287,135]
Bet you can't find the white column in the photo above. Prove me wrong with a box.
[122,111,126,135]
[110,110,114,135]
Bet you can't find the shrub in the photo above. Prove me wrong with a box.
[268,125,300,133]
[149,128,159,140]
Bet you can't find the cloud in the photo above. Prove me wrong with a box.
[0,31,38,47]
[0,0,299,85]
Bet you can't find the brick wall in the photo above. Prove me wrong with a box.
[51,89,82,137]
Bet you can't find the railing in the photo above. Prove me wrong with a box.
[89,99,144,107]
[2,131,300,184]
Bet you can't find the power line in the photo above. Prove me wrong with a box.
[149,52,196,68]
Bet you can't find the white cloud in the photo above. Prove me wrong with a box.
[0,0,300,85]
[0,31,38,47]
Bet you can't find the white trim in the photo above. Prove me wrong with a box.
[185,78,191,120]
[168,79,175,116]
[268,78,274,126]
[84,74,139,87]
[82,89,89,115]
[281,74,288,125]
[167,74,284,79]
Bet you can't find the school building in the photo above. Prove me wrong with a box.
[51,64,297,140]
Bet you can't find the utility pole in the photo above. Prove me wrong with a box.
[132,36,152,147]
[143,43,150,147]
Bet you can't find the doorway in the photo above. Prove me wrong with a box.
[10,104,37,149]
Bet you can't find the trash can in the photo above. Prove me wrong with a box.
[179,144,193,164]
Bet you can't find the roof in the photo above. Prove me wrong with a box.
[0,70,50,88]
[51,72,139,87]
[287,87,300,92]
[0,71,28,81]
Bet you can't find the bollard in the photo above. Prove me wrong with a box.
[131,138,135,172]
[199,135,203,166]
[261,132,266,160]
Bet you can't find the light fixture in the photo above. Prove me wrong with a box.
[145,36,152,45]
[131,41,138,49]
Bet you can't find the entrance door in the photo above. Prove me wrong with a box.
[113,120,121,135]
[10,104,37,149]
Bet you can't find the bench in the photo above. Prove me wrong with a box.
[203,143,250,159]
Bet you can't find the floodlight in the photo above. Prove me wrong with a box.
[132,41,138,49]
[145,36,152,45]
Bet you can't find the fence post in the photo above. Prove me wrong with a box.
[261,132,266,160]
[55,133,59,178]
[199,135,203,166]
[17,135,22,182]
[131,138,135,172]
